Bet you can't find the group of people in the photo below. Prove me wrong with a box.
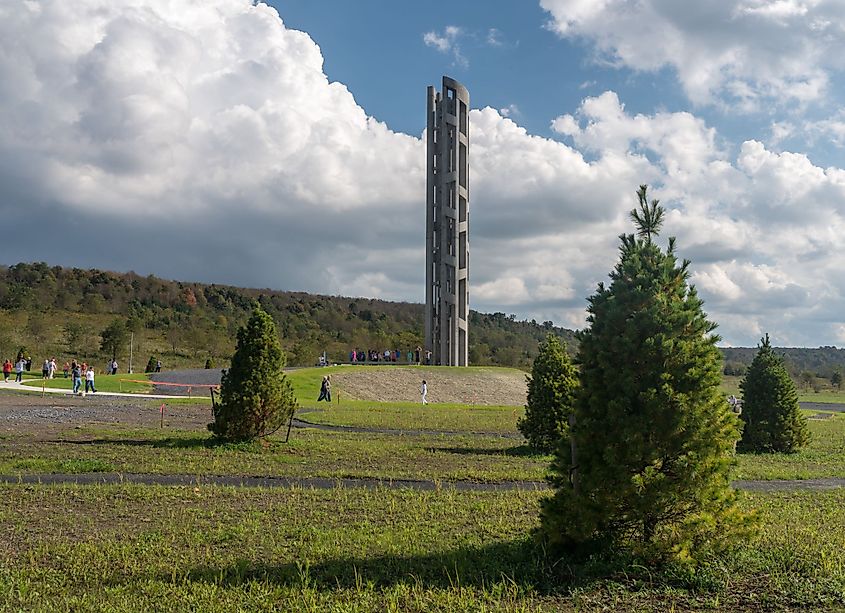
[2,358,27,383]
[349,347,432,365]
[68,360,97,394]
[2,356,97,393]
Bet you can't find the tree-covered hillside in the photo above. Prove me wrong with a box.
[722,346,845,379]
[0,262,577,369]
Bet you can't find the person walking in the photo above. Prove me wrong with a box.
[63,361,70,378]
[85,366,97,393]
[49,358,57,379]
[41,359,50,379]
[2,359,11,382]
[421,379,428,405]
[15,358,25,383]
[155,360,162,373]
[317,376,329,402]
[71,362,82,394]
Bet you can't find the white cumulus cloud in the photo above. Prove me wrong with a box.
[539,0,845,110]
[2,0,845,346]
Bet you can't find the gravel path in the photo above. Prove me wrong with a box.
[0,390,211,435]
[148,368,223,395]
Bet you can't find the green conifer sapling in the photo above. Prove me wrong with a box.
[540,185,754,564]
[209,304,297,441]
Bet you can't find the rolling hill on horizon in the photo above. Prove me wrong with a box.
[0,262,576,369]
[2,262,844,378]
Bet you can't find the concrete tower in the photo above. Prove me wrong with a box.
[425,76,469,366]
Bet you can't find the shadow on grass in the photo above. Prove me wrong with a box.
[180,538,557,592]
[53,437,238,450]
[160,539,712,596]
[426,445,545,458]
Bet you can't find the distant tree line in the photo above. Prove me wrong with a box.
[0,262,576,368]
[722,345,845,379]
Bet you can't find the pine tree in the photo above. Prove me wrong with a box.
[209,304,297,442]
[518,334,578,452]
[540,186,752,564]
[738,334,809,453]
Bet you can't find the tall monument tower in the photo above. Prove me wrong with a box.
[425,76,469,366]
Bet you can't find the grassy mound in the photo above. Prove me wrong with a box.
[289,366,527,406]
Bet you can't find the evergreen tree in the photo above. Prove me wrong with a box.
[209,305,297,442]
[738,334,809,453]
[540,186,752,564]
[518,334,578,452]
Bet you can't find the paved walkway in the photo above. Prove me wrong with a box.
[1,472,842,492]
[0,379,189,400]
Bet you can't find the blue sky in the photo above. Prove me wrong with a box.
[273,0,691,138]
[2,0,845,346]
[272,0,843,167]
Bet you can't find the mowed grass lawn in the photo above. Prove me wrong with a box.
[301,403,524,434]
[0,427,548,483]
[1,484,845,611]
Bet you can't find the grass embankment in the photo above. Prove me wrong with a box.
[285,366,527,434]
[1,484,844,611]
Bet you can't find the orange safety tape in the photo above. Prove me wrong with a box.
[120,379,219,388]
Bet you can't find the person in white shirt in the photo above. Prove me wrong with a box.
[421,380,428,405]
[15,359,25,383]
[85,367,97,393]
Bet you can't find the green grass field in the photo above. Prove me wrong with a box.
[0,427,548,483]
[722,374,845,404]
[3,367,845,610]
[301,403,523,434]
[1,484,845,611]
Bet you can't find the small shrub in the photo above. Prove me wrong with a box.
[517,334,578,452]
[208,305,297,442]
[739,334,810,453]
